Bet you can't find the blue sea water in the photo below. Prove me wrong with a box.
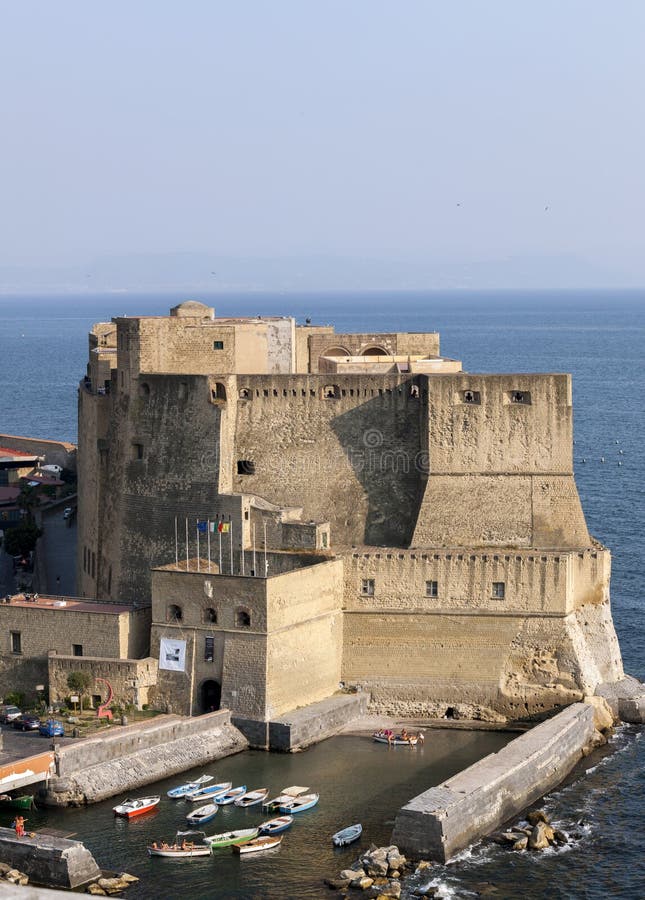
[0,289,643,897]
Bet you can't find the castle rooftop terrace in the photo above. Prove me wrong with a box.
[2,593,133,614]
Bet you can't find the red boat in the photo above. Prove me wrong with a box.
[113,796,161,818]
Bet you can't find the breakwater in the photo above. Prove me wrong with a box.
[0,828,100,889]
[391,702,605,862]
[44,710,247,806]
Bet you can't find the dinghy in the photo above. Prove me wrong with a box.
[233,835,282,854]
[214,785,246,805]
[186,781,232,803]
[167,775,213,798]
[262,786,309,810]
[148,831,211,857]
[186,803,218,826]
[332,823,362,846]
[113,796,160,818]
[259,815,294,835]
[204,827,259,849]
[372,731,418,746]
[278,792,319,814]
[234,787,269,807]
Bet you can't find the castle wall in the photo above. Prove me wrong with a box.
[48,655,158,709]
[232,374,425,547]
[307,331,440,372]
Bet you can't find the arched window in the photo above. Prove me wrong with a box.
[236,608,251,628]
[168,604,183,622]
[322,384,340,399]
[321,345,351,358]
[211,382,227,402]
[204,607,217,624]
[360,346,389,356]
[239,387,250,399]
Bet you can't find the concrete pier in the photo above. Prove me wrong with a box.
[43,710,247,805]
[0,828,101,889]
[391,703,598,862]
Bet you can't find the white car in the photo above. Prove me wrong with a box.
[41,464,63,475]
[63,507,74,519]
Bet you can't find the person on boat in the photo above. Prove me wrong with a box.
[400,728,409,742]
[14,816,26,837]
[160,841,169,850]
[151,841,158,850]
[417,731,425,744]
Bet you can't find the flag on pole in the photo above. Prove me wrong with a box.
[218,521,230,533]
[197,521,208,534]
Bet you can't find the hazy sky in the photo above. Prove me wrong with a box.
[2,1,644,287]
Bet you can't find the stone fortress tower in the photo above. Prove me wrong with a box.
[76,300,624,723]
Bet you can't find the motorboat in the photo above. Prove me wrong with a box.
[147,831,211,857]
[233,835,282,854]
[262,785,309,810]
[167,775,214,798]
[259,815,294,835]
[332,823,362,846]
[113,796,161,817]
[234,788,269,807]
[203,827,259,849]
[278,792,319,814]
[186,803,218,826]
[214,785,246,805]
[372,731,419,746]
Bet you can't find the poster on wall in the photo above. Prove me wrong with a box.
[159,638,187,672]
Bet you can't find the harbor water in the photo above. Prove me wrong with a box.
[0,289,643,897]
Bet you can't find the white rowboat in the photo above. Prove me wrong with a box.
[233,835,282,854]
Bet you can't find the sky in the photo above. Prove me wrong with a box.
[1,1,644,290]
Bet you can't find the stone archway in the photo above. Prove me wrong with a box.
[360,346,389,356]
[201,679,222,713]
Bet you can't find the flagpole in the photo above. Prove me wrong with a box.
[174,516,178,567]
[252,524,257,577]
[263,519,268,577]
[241,523,245,577]
[196,520,200,573]
[218,517,222,573]
[207,519,211,573]
[229,515,234,575]
[185,517,189,571]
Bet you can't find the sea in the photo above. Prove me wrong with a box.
[0,289,643,899]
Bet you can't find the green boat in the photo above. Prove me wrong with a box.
[0,794,34,810]
[204,828,259,849]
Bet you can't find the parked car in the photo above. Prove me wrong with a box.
[12,713,41,731]
[63,507,74,520]
[41,464,63,475]
[0,705,23,724]
[39,718,65,737]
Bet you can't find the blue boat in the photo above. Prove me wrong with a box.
[167,775,213,799]
[332,823,362,846]
[259,815,294,835]
[215,785,246,805]
[186,781,232,803]
[278,792,319,814]
[186,803,218,826]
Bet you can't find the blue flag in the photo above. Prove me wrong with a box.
[197,520,207,533]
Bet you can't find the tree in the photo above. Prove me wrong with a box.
[16,483,40,522]
[3,522,42,558]
[66,671,93,710]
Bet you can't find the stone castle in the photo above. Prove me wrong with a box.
[76,300,624,726]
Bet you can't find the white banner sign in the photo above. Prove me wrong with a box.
[159,638,186,672]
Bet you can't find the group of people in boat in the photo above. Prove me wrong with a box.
[150,839,195,851]
[375,728,424,745]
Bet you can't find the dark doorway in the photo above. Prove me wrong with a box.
[201,679,221,713]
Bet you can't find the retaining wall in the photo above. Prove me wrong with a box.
[45,711,247,805]
[267,692,369,751]
[391,702,597,862]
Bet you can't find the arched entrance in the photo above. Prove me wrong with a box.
[360,346,389,356]
[201,679,221,713]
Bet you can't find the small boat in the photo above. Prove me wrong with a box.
[214,785,246,805]
[148,831,211,857]
[113,796,161,818]
[186,781,232,803]
[204,827,259,849]
[259,815,294,835]
[332,823,362,846]
[234,788,269,807]
[278,792,319,814]
[372,731,418,746]
[262,786,309,810]
[186,803,218,826]
[167,775,214,798]
[0,794,34,810]
[233,835,282,854]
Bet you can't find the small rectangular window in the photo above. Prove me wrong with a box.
[492,582,506,599]
[361,579,375,596]
[73,644,83,657]
[132,442,144,460]
[213,340,224,350]
[205,637,214,662]
[237,460,255,475]
[426,580,439,597]
[11,631,21,654]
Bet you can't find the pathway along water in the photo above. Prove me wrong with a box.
[1,732,509,898]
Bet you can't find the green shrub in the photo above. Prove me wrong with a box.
[4,691,25,708]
